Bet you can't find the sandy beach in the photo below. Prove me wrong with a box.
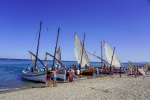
[0,74,150,100]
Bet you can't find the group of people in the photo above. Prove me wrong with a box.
[66,69,75,82]
[94,65,115,76]
[45,63,146,87]
[46,69,57,87]
[124,65,145,78]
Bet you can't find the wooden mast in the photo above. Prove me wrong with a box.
[101,41,103,67]
[110,47,115,67]
[52,27,60,70]
[34,21,42,71]
[110,47,115,74]
[80,33,86,68]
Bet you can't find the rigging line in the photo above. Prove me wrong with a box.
[30,31,39,52]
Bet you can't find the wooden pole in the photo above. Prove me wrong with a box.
[34,21,42,71]
[101,41,103,67]
[110,47,115,67]
[52,27,60,70]
[110,47,115,74]
[80,33,86,68]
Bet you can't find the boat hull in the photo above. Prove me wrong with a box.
[22,71,66,82]
[81,68,94,75]
[22,72,46,82]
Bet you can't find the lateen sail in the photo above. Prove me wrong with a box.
[74,33,90,67]
[56,46,61,64]
[103,41,122,67]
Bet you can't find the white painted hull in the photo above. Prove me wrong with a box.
[138,68,146,76]
[22,72,46,82]
[22,70,66,82]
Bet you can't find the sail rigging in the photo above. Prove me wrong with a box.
[55,46,61,65]
[74,33,90,67]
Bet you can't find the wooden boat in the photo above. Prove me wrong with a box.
[22,22,66,82]
[89,41,123,74]
[74,33,93,75]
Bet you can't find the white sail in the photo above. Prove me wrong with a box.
[103,41,122,67]
[74,33,90,67]
[56,46,61,64]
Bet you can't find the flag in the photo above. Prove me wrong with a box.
[30,53,34,63]
[129,61,132,74]
[44,53,47,60]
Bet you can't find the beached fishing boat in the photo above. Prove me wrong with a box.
[89,41,123,73]
[22,21,47,82]
[45,28,66,81]
[45,46,66,81]
[22,22,66,82]
[74,33,94,75]
[103,41,124,73]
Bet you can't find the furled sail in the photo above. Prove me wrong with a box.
[103,41,122,67]
[56,46,61,64]
[74,33,90,67]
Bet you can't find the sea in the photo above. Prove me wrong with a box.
[0,59,148,93]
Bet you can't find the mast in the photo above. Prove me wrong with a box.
[110,47,115,67]
[110,47,115,74]
[34,21,42,71]
[52,27,60,70]
[101,41,103,67]
[80,33,86,67]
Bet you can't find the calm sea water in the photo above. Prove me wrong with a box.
[0,59,148,92]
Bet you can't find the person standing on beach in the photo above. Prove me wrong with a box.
[99,66,102,76]
[126,67,129,76]
[109,66,112,76]
[52,70,57,87]
[78,63,81,70]
[95,67,99,77]
[120,67,122,78]
[134,66,137,78]
[66,70,69,82]
[103,64,106,76]
[123,67,126,74]
[46,70,52,87]
[137,66,139,76]
[69,69,73,82]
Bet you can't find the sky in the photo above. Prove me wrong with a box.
[0,0,150,62]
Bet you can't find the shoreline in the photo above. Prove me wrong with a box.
[0,74,150,100]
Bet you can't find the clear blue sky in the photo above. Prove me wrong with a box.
[0,0,150,62]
